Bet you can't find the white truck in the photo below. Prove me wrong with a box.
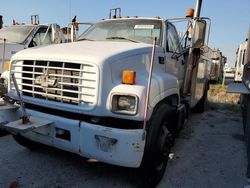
[234,41,247,82]
[0,15,65,94]
[0,1,211,187]
[228,28,250,179]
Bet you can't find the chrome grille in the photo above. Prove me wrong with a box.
[11,60,98,106]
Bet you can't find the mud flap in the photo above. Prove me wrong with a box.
[3,116,53,134]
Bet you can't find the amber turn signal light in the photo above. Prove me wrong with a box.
[186,8,194,18]
[122,70,136,85]
[5,61,10,71]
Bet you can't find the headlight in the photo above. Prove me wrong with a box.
[111,94,138,115]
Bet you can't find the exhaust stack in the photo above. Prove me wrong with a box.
[0,15,3,29]
[194,0,202,19]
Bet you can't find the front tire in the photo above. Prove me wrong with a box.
[0,130,9,137]
[13,134,43,150]
[131,103,175,188]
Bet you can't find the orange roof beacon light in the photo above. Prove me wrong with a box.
[186,8,194,18]
[122,70,136,85]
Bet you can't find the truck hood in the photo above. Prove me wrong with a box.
[0,42,24,73]
[12,41,154,63]
[0,43,24,61]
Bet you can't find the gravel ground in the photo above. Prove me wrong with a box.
[161,110,247,188]
[0,109,248,188]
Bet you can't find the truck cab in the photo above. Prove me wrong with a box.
[0,17,65,94]
[0,23,64,73]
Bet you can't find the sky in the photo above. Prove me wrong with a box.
[1,0,250,67]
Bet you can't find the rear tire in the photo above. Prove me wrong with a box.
[13,134,43,150]
[130,103,175,188]
[242,94,249,133]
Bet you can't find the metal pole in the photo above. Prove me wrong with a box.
[142,37,157,140]
[222,69,226,85]
[194,0,202,19]
[11,73,30,124]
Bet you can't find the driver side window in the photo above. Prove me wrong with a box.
[29,27,52,47]
[166,23,181,54]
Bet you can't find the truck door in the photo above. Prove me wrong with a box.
[164,22,185,88]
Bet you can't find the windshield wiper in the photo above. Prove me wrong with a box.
[77,38,95,41]
[106,37,139,43]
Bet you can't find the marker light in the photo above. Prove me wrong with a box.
[122,70,136,85]
[5,61,10,71]
[186,8,194,18]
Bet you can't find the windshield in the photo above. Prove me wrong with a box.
[0,25,35,44]
[78,19,162,45]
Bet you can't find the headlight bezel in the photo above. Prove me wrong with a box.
[111,93,138,115]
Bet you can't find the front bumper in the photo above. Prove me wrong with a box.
[12,108,145,168]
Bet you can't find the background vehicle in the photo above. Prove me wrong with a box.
[228,28,250,178]
[0,1,211,187]
[0,15,65,95]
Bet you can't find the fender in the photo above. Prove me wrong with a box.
[149,72,180,110]
[1,70,9,81]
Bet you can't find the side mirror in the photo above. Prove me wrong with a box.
[51,24,62,44]
[243,28,250,85]
[70,24,77,42]
[192,20,206,48]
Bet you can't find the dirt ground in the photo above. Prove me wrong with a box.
[0,84,249,188]
[161,109,247,188]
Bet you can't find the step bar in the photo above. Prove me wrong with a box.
[3,116,53,134]
[0,104,53,135]
[227,82,250,94]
